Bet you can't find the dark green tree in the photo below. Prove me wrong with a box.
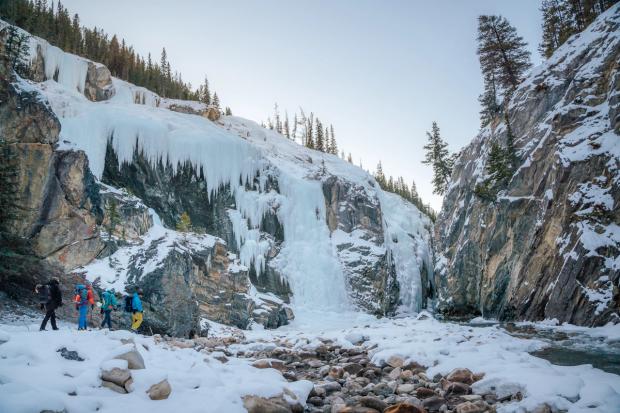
[2,25,30,77]
[422,121,453,195]
[200,75,211,105]
[486,142,510,184]
[539,0,575,58]
[477,15,532,96]
[374,161,387,188]
[105,199,120,240]
[315,118,325,152]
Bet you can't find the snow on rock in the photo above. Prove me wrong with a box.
[81,208,218,292]
[434,4,620,326]
[0,323,310,413]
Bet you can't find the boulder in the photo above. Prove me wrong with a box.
[205,105,221,121]
[114,348,145,370]
[252,358,286,371]
[386,355,405,368]
[243,395,292,413]
[422,396,445,412]
[147,379,172,401]
[446,368,475,385]
[100,367,131,387]
[84,62,114,102]
[384,403,427,413]
[343,363,364,375]
[388,367,402,380]
[328,366,344,380]
[396,383,415,394]
[57,347,84,362]
[372,382,394,397]
[101,380,127,394]
[415,387,435,399]
[338,407,380,413]
[360,396,388,412]
[445,382,471,396]
[454,401,488,413]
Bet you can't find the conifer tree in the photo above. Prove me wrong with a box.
[292,113,298,142]
[315,118,325,152]
[2,25,30,76]
[105,199,120,240]
[421,121,453,195]
[224,107,232,116]
[274,103,282,134]
[328,125,338,155]
[477,15,532,96]
[539,0,575,58]
[201,75,211,105]
[387,176,395,193]
[375,161,387,188]
[212,92,220,110]
[486,142,510,184]
[347,153,353,163]
[410,179,419,203]
[284,112,290,139]
[159,47,168,97]
[306,112,315,149]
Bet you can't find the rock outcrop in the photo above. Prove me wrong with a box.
[434,7,620,326]
[323,176,399,314]
[0,55,104,271]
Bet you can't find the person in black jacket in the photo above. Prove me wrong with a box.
[39,277,63,331]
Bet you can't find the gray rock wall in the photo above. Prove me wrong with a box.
[434,8,620,326]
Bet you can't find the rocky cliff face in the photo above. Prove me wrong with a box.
[434,7,620,326]
[0,21,433,336]
[0,56,104,272]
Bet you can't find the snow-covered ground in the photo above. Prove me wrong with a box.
[0,318,311,413]
[1,313,619,413]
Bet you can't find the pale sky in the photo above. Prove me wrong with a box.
[59,0,543,211]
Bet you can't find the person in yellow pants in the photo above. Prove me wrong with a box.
[131,289,144,331]
[131,311,143,330]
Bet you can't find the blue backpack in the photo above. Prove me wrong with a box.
[75,285,88,304]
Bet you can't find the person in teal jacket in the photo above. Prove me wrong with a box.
[100,289,117,329]
[131,289,144,331]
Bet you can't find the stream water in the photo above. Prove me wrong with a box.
[495,322,620,375]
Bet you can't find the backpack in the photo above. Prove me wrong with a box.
[124,296,133,312]
[37,285,50,304]
[75,285,88,305]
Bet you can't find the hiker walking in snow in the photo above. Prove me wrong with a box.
[100,289,117,330]
[130,288,144,331]
[37,277,62,331]
[74,284,94,330]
